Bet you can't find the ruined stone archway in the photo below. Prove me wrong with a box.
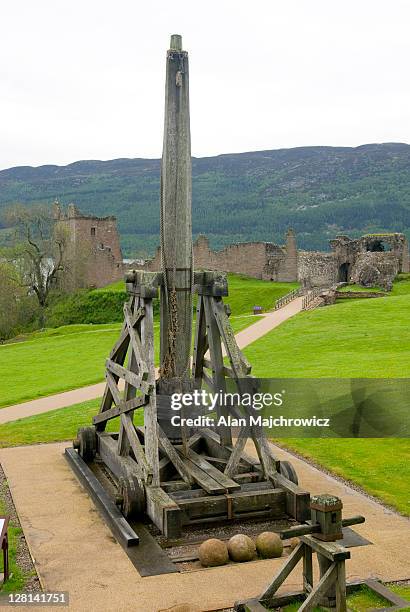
[338,262,350,282]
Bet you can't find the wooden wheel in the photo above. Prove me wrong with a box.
[118,476,145,518]
[279,460,298,485]
[76,426,97,462]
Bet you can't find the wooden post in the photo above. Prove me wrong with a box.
[159,34,193,379]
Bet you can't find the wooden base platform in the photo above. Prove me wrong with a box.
[69,424,310,541]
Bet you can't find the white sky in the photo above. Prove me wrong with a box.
[1,0,409,170]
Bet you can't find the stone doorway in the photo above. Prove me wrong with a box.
[338,262,350,282]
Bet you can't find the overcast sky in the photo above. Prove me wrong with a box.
[1,0,409,170]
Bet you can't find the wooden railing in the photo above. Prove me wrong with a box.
[275,286,303,310]
[302,287,323,310]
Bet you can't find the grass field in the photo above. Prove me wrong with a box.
[0,398,134,448]
[0,275,298,407]
[245,275,410,378]
[100,274,299,314]
[337,283,386,293]
[275,438,409,515]
[0,314,257,408]
[242,273,410,515]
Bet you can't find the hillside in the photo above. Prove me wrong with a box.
[1,143,409,256]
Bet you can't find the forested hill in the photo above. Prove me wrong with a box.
[0,143,409,257]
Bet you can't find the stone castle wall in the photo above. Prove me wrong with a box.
[350,252,400,291]
[142,231,298,282]
[297,251,338,287]
[58,202,408,293]
[140,229,408,291]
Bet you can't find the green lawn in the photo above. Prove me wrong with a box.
[0,275,297,408]
[0,314,257,408]
[0,398,143,448]
[275,438,409,515]
[101,273,299,314]
[337,284,386,293]
[245,287,410,378]
[243,274,410,515]
[210,274,299,314]
[0,324,121,408]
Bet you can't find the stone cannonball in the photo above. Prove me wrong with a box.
[255,532,283,558]
[288,537,299,551]
[198,538,229,567]
[227,534,256,562]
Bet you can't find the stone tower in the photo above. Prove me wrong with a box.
[283,227,298,281]
[56,204,123,289]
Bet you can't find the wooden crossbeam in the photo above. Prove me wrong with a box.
[175,488,286,522]
[157,423,193,485]
[93,395,147,425]
[212,298,251,376]
[298,562,337,612]
[140,299,160,487]
[186,449,240,492]
[299,535,350,563]
[176,453,227,495]
[260,542,305,602]
[224,426,248,477]
[192,295,208,381]
[203,296,231,446]
[123,303,149,377]
[106,359,153,395]
[109,320,130,361]
[253,432,278,480]
[202,370,214,391]
[106,370,122,404]
[120,412,153,483]
[203,358,236,379]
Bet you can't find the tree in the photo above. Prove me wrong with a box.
[3,204,70,327]
[0,262,38,342]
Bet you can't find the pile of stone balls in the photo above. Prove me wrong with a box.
[199,532,293,567]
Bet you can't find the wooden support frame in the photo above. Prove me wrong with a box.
[236,580,410,612]
[71,270,309,540]
[234,501,374,612]
[236,539,350,612]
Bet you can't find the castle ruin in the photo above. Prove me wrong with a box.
[55,202,409,293]
[54,203,123,289]
[142,229,409,291]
